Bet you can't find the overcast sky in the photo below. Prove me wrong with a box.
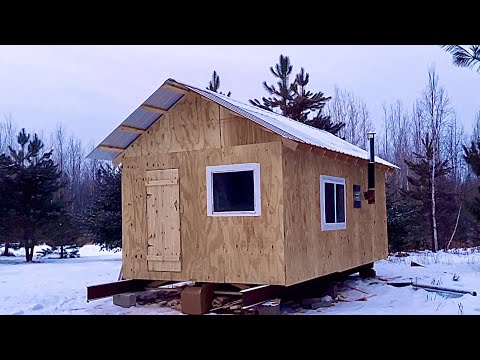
[0,45,479,150]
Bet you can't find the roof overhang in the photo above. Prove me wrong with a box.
[87,79,190,162]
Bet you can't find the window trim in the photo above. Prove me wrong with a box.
[206,163,261,217]
[320,175,347,231]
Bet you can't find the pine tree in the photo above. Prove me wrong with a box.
[250,55,295,115]
[386,182,422,252]
[82,164,122,251]
[39,195,80,259]
[249,54,345,135]
[207,71,231,97]
[304,116,347,135]
[0,153,17,256]
[441,45,480,74]
[7,129,64,262]
[401,134,453,251]
[463,141,480,221]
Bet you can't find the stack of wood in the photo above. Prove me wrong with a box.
[210,296,245,314]
[164,299,182,311]
[135,288,181,306]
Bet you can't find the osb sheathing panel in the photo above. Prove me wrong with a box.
[122,141,285,285]
[282,145,389,286]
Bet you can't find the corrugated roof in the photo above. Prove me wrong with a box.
[122,107,162,129]
[87,78,397,169]
[87,82,184,161]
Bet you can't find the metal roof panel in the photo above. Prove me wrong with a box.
[121,107,162,129]
[102,128,140,149]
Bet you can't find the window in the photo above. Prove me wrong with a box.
[206,163,261,216]
[320,175,346,230]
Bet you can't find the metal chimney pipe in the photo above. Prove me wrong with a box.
[366,132,376,204]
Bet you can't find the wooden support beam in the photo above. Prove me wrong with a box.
[163,83,190,95]
[240,285,284,307]
[140,104,168,114]
[98,145,124,152]
[231,283,250,290]
[119,125,145,134]
[213,290,242,296]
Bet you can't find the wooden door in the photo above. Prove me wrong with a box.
[145,168,181,272]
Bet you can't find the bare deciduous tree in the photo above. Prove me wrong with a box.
[380,101,412,197]
[0,114,17,154]
[326,86,373,149]
[472,110,480,142]
[421,66,452,252]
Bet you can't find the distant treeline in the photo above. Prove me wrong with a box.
[1,54,479,263]
[0,122,121,261]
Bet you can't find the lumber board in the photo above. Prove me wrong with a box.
[98,145,124,152]
[146,168,181,272]
[145,179,178,186]
[119,125,146,134]
[140,104,168,114]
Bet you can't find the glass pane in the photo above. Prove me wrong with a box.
[324,182,335,223]
[336,184,345,223]
[212,170,255,212]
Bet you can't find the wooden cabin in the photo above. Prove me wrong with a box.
[88,78,397,287]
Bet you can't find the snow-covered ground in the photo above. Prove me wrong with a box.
[0,245,179,315]
[1,245,479,315]
[307,250,480,315]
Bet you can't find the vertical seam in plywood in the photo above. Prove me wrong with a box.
[281,143,287,286]
[218,104,223,148]
[219,104,226,283]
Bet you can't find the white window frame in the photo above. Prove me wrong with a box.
[320,175,347,231]
[206,163,261,217]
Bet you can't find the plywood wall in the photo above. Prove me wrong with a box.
[121,92,281,159]
[219,107,280,147]
[122,92,219,158]
[282,145,389,286]
[122,141,285,285]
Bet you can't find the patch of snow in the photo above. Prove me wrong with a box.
[0,248,179,315]
[78,244,121,257]
[1,247,479,315]
[304,250,480,315]
[4,244,121,260]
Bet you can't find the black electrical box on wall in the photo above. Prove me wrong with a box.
[353,184,361,208]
